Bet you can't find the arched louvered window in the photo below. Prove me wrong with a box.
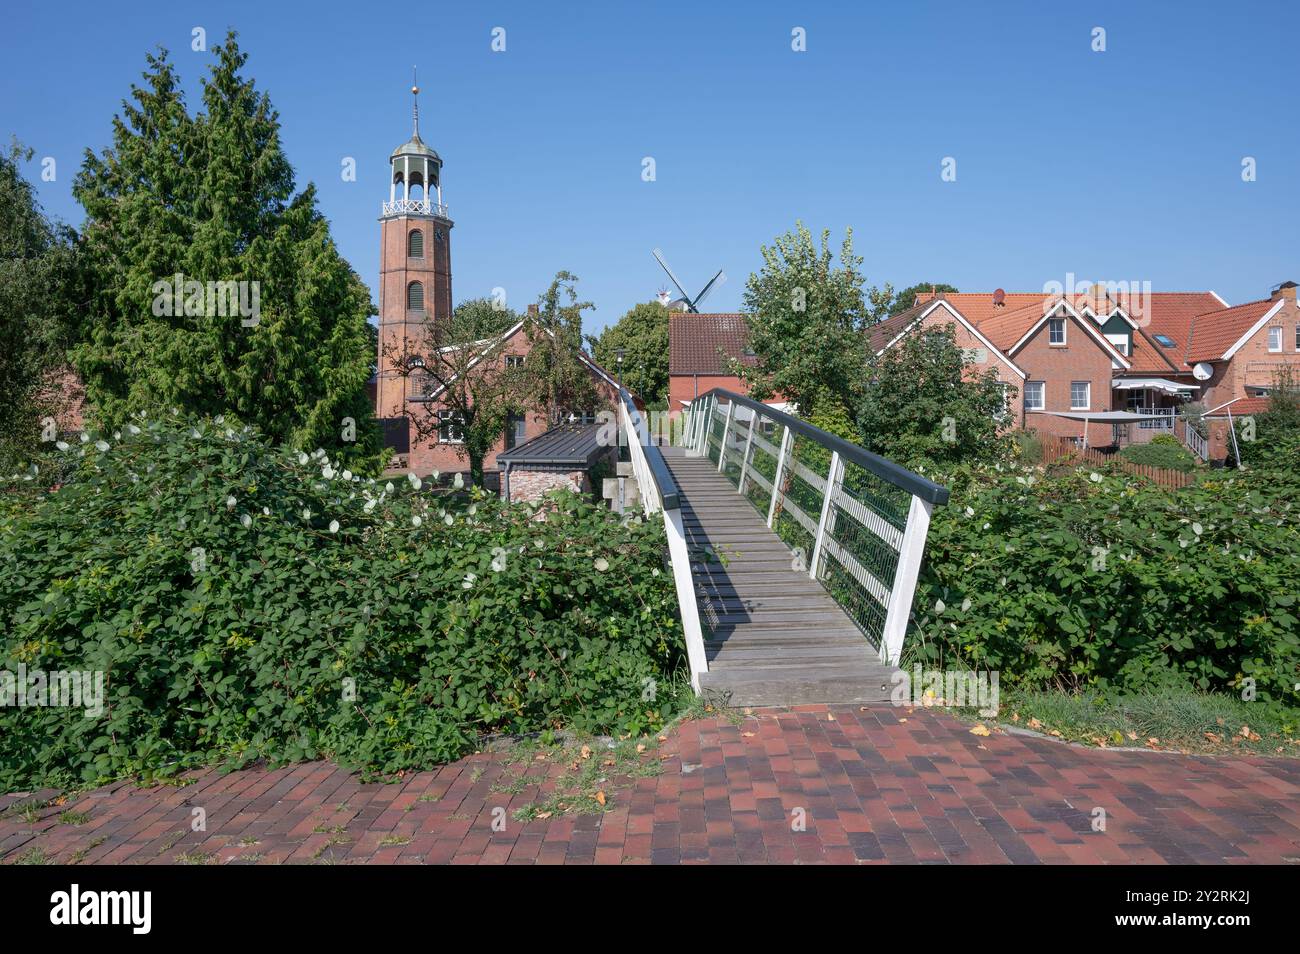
[407,281,424,312]
[408,229,424,259]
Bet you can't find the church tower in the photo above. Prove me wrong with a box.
[375,71,454,433]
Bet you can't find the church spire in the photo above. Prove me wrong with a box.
[411,66,421,140]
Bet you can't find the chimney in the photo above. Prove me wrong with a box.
[1270,280,1297,301]
[527,304,539,316]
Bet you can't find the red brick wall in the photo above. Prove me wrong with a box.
[1015,313,1116,447]
[503,468,590,503]
[668,374,749,414]
[375,214,453,422]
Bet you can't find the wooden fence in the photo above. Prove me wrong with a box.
[1035,432,1197,489]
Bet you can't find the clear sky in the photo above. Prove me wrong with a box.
[4,0,1298,332]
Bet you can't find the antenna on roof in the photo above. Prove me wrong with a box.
[652,248,725,313]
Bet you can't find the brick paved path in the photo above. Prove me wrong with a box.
[3,705,1298,864]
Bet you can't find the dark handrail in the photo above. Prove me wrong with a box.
[695,388,950,505]
[618,388,681,511]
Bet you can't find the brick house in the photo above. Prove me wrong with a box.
[870,284,1300,460]
[667,313,759,414]
[396,311,622,479]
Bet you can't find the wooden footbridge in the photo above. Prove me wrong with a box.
[619,389,949,707]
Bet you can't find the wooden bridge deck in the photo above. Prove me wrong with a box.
[660,447,899,707]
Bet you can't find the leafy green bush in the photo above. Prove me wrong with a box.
[910,462,1300,703]
[0,414,683,791]
[1148,433,1181,448]
[1011,430,1043,464]
[1118,441,1196,472]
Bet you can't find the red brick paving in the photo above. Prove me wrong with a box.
[3,705,1299,865]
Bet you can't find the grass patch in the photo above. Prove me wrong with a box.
[12,847,52,865]
[510,735,662,822]
[961,688,1300,756]
[68,837,106,864]
[58,809,91,825]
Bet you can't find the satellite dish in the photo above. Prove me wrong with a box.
[1192,362,1214,381]
[992,288,1006,305]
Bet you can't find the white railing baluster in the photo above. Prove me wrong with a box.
[879,494,934,665]
[716,401,734,472]
[767,425,791,528]
[809,451,842,580]
[737,410,757,495]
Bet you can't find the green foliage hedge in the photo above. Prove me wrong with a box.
[0,415,683,791]
[1118,441,1196,472]
[910,462,1300,702]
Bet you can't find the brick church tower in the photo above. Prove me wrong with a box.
[375,73,453,455]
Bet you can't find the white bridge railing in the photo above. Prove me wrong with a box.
[619,390,709,691]
[684,389,949,665]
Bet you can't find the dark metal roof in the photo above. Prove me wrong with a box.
[496,423,608,468]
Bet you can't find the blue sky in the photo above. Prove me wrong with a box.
[4,0,1298,332]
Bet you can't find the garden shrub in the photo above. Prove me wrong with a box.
[910,461,1300,702]
[1118,441,1196,472]
[0,414,683,791]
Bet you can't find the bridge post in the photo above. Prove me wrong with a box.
[809,450,842,580]
[880,494,935,664]
[767,425,791,528]
[736,408,757,495]
[716,401,734,472]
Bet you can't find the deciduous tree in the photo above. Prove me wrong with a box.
[589,300,669,407]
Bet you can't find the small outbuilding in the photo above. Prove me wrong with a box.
[496,423,616,504]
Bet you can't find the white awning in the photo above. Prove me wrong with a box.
[1036,410,1170,422]
[1111,378,1198,393]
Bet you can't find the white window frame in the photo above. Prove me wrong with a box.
[437,409,465,444]
[1024,381,1045,411]
[1070,381,1091,410]
[1048,317,1067,346]
[1268,326,1283,352]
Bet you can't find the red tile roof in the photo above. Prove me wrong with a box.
[912,290,1231,373]
[1205,396,1272,418]
[669,313,756,374]
[1184,299,1277,364]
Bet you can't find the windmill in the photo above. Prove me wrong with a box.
[652,248,725,313]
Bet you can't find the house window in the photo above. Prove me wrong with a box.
[408,229,424,259]
[505,354,524,369]
[437,409,464,443]
[1294,325,1300,352]
[1048,317,1066,346]
[1070,381,1091,410]
[1024,381,1045,411]
[1113,337,1129,356]
[407,281,424,312]
[1268,326,1283,352]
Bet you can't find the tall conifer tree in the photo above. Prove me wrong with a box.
[73,34,377,462]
